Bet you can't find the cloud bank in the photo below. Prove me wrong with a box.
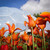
[21,0,50,14]
[0,7,36,29]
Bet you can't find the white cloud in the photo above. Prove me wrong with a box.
[21,0,50,30]
[0,6,50,30]
[0,7,27,24]
[45,21,50,30]
[21,0,50,14]
[0,7,36,29]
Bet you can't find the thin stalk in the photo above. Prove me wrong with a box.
[42,29,46,50]
[36,36,38,50]
[31,27,34,50]
[23,44,27,50]
[29,46,31,50]
[0,37,2,47]
[42,39,43,50]
[11,33,12,47]
[0,40,1,47]
[14,40,15,50]
[26,45,27,50]
[26,41,27,50]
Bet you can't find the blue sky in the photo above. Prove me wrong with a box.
[0,0,28,9]
[0,0,29,29]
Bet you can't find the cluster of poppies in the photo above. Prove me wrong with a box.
[0,12,50,50]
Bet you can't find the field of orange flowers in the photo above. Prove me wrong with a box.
[0,12,50,50]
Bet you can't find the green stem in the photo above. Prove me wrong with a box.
[11,33,12,47]
[29,46,31,50]
[25,44,27,50]
[36,36,37,50]
[42,39,43,50]
[0,37,2,46]
[42,29,46,50]
[14,40,15,50]
[23,44,27,50]
[0,40,1,47]
[31,27,34,50]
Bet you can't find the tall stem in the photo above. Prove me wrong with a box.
[26,41,27,50]
[14,40,15,50]
[36,36,38,50]
[31,27,34,50]
[11,33,12,47]
[29,46,31,50]
[42,38,43,50]
[0,37,2,47]
[42,29,46,50]
[23,44,27,50]
[26,45,27,50]
[0,39,1,47]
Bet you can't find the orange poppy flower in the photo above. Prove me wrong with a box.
[27,36,32,46]
[20,31,29,41]
[12,41,18,45]
[2,36,6,42]
[23,31,29,41]
[40,12,50,22]
[24,15,36,27]
[14,28,22,33]
[0,27,8,37]
[12,33,20,40]
[6,23,15,33]
[6,23,22,34]
[33,27,39,35]
[6,36,11,43]
[35,17,47,29]
[36,17,47,25]
[40,12,50,18]
[12,38,20,46]
[38,24,46,29]
[27,36,36,46]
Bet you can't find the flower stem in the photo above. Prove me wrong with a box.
[36,36,38,50]
[0,40,1,47]
[29,46,31,50]
[31,27,34,50]
[14,40,15,50]
[23,44,27,50]
[0,37,2,47]
[11,33,12,47]
[42,29,46,50]
[42,38,43,50]
[25,44,27,50]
